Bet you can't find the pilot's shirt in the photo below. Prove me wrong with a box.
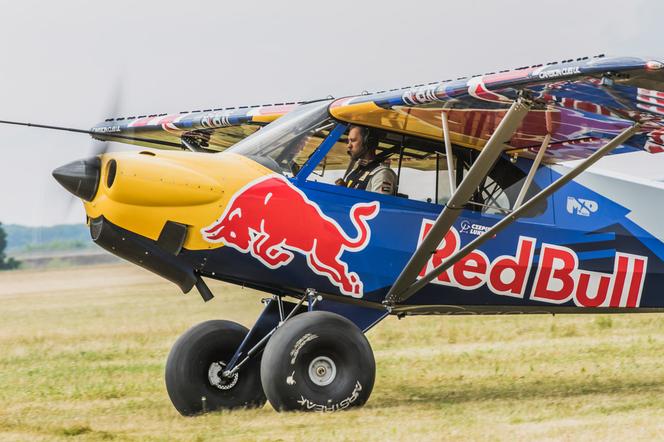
[344,160,397,195]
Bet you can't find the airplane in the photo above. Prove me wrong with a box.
[2,54,664,415]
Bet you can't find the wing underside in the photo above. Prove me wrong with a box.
[329,55,664,163]
[90,103,300,151]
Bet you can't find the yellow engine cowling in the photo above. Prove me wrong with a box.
[83,150,272,251]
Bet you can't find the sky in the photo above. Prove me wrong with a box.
[1,0,664,226]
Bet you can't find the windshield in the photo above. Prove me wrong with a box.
[227,100,333,175]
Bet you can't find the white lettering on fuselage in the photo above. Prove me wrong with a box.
[418,220,648,307]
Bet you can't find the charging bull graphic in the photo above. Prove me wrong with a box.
[201,175,379,297]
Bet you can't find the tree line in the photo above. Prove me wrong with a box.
[0,222,20,270]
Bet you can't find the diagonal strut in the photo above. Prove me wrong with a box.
[383,93,534,305]
[391,122,640,304]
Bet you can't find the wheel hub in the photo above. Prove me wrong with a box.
[308,356,336,386]
[208,361,239,390]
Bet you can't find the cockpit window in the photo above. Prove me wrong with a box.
[303,125,544,215]
[226,100,333,175]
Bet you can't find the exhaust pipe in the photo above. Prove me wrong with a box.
[90,216,198,294]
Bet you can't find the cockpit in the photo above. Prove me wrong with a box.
[227,100,541,215]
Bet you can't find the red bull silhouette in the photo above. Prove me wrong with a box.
[202,175,379,298]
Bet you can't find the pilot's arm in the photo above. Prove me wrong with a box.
[367,167,397,195]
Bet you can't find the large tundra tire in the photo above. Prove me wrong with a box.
[165,320,265,415]
[261,311,375,412]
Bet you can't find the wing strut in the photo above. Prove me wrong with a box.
[514,133,550,209]
[441,111,456,193]
[514,105,554,209]
[384,122,640,306]
[383,93,534,305]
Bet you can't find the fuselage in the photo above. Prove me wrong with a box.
[48,81,664,314]
[61,144,664,314]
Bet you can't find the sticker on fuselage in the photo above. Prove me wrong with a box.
[418,219,648,307]
[201,175,379,298]
[566,196,599,217]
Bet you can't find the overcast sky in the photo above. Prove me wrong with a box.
[1,0,664,226]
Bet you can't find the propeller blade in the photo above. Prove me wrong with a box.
[91,80,123,157]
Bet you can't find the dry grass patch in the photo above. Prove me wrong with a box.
[0,263,663,441]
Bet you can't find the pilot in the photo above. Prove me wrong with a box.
[336,125,397,195]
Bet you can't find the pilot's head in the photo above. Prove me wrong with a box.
[347,125,372,160]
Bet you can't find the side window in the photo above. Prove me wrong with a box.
[396,144,455,204]
[304,134,350,185]
[305,126,400,194]
[302,125,542,215]
[285,131,328,177]
[453,150,523,215]
[275,121,334,177]
[305,126,452,202]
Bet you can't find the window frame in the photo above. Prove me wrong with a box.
[293,119,548,218]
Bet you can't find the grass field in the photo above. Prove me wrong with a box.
[0,264,662,441]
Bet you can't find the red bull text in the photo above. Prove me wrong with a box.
[201,175,379,298]
[418,219,648,307]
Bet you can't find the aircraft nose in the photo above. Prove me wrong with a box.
[52,156,101,201]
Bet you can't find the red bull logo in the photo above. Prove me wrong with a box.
[418,219,648,307]
[201,175,379,298]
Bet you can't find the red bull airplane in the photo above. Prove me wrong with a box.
[4,54,664,414]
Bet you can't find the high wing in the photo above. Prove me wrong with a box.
[90,102,302,151]
[329,55,664,163]
[89,55,664,160]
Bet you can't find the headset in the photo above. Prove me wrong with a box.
[358,125,370,148]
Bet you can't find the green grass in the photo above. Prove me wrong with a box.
[0,264,663,441]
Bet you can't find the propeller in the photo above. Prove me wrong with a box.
[91,80,123,157]
[0,80,179,152]
[62,81,123,216]
[0,82,181,222]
